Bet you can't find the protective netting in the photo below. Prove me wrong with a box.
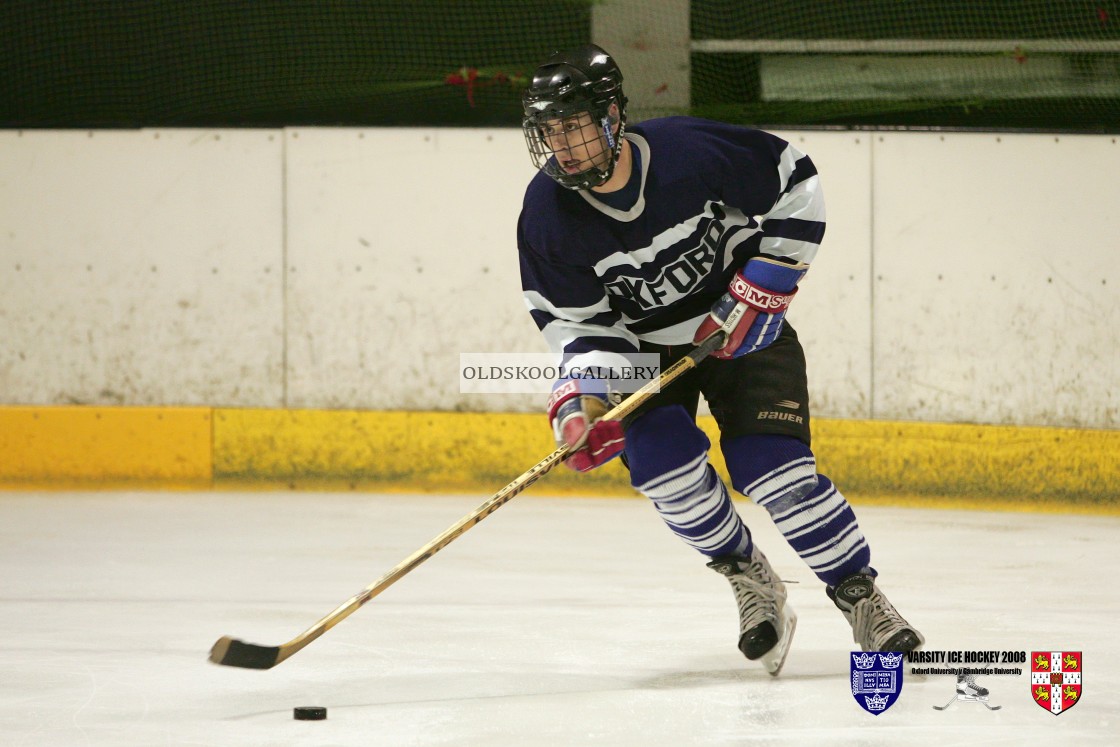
[688,0,1120,130]
[2,0,1118,130]
[0,1,589,127]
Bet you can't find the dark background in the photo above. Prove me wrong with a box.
[2,0,1117,130]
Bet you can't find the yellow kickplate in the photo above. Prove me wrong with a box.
[813,419,1120,509]
[212,409,1119,510]
[4,405,1116,512]
[0,406,212,488]
[212,409,631,493]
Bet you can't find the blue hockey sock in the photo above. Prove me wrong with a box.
[723,434,870,587]
[626,406,752,558]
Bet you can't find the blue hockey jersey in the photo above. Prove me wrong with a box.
[517,116,825,373]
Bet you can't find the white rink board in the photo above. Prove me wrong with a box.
[0,130,284,406]
[283,128,544,411]
[1,127,1116,427]
[872,132,1120,427]
[772,130,874,419]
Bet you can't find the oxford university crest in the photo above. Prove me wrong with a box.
[851,651,904,715]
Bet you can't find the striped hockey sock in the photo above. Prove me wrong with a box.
[627,406,752,558]
[762,475,869,588]
[725,435,870,588]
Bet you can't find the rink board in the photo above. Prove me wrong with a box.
[1,406,1117,510]
[3,129,1117,428]
[0,406,212,488]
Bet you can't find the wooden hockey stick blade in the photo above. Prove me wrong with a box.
[209,637,282,669]
[208,333,726,669]
[932,695,958,710]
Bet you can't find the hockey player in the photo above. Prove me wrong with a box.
[517,44,924,675]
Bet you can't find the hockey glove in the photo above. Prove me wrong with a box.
[547,378,625,473]
[693,257,808,359]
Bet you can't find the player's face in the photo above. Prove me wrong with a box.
[539,112,610,175]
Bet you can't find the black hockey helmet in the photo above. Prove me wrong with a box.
[522,43,628,190]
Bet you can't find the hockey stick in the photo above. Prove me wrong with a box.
[931,695,957,711]
[932,695,1002,711]
[209,333,727,669]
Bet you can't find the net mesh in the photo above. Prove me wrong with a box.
[2,0,1118,130]
[1,1,590,127]
[687,0,1120,130]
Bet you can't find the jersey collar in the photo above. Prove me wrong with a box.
[578,133,649,222]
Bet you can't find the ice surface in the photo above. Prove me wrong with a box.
[1,491,1116,746]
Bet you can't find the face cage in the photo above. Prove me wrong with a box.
[522,108,624,191]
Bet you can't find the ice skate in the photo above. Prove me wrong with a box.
[957,673,1001,709]
[827,573,924,653]
[707,547,797,676]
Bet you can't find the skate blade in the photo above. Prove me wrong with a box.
[762,605,797,677]
[954,695,1001,710]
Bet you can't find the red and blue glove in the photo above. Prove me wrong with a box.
[547,378,625,472]
[693,256,808,359]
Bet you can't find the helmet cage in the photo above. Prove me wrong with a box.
[521,48,627,190]
[523,100,624,190]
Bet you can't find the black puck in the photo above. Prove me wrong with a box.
[294,706,327,720]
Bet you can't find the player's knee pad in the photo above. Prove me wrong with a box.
[624,405,711,489]
[721,433,819,512]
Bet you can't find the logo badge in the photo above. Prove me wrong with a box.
[851,651,904,715]
[1030,651,1082,715]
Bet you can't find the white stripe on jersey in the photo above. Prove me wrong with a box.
[759,170,825,264]
[776,142,804,193]
[591,201,760,276]
[541,317,640,358]
[770,172,824,221]
[562,349,639,375]
[522,290,612,322]
[770,172,825,223]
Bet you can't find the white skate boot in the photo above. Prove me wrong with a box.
[958,673,990,700]
[827,573,924,653]
[707,546,797,676]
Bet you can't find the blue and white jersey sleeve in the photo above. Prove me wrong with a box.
[713,124,825,266]
[751,141,825,265]
[518,224,641,373]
